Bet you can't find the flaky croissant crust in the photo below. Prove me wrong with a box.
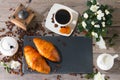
[24,46,50,74]
[33,38,60,62]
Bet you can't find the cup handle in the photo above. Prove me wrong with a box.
[113,54,119,59]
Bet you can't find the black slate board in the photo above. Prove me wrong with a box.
[23,36,93,74]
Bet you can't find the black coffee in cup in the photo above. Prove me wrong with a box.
[55,9,71,25]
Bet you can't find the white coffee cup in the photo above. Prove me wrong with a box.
[54,9,76,26]
[97,53,119,70]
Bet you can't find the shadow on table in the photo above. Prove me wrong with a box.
[106,59,120,74]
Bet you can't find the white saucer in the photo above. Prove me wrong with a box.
[45,3,79,36]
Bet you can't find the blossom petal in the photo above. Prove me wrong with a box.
[10,60,21,69]
[102,22,105,27]
[94,72,105,80]
[83,13,88,19]
[105,9,110,15]
[91,21,95,25]
[92,32,98,38]
[90,5,99,12]
[82,21,87,29]
[94,24,100,28]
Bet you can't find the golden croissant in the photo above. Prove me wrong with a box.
[33,38,60,62]
[24,46,50,74]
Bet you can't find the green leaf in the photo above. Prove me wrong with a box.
[112,33,119,38]
[108,33,119,46]
[0,61,11,73]
[92,0,97,5]
[101,28,107,37]
[107,14,112,19]
[78,24,84,32]
[6,67,10,73]
[109,8,114,13]
[99,5,105,11]
[104,5,108,9]
[86,9,93,15]
[85,73,96,79]
[106,19,112,26]
[87,1,92,7]
[85,32,92,38]
[96,37,100,41]
[108,37,115,46]
[105,78,108,80]
[3,63,7,66]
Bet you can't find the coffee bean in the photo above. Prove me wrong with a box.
[54,24,58,28]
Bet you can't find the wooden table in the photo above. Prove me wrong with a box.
[0,0,120,80]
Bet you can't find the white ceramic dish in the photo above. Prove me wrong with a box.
[97,53,118,70]
[45,3,79,36]
[0,37,18,56]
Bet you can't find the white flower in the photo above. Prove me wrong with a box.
[91,21,95,25]
[10,60,21,69]
[97,2,100,5]
[105,9,110,15]
[0,61,4,65]
[97,10,102,14]
[92,32,98,38]
[82,21,87,29]
[103,17,106,20]
[83,13,88,19]
[97,16,102,20]
[102,22,105,27]
[90,5,99,12]
[94,72,105,80]
[97,10,104,20]
[96,35,107,49]
[95,12,97,15]
[91,0,93,3]
[94,24,100,28]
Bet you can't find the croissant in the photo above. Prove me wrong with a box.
[33,38,60,62]
[24,46,50,74]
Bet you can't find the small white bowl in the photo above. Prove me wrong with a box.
[0,37,19,56]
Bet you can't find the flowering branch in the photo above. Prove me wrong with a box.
[77,0,113,42]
